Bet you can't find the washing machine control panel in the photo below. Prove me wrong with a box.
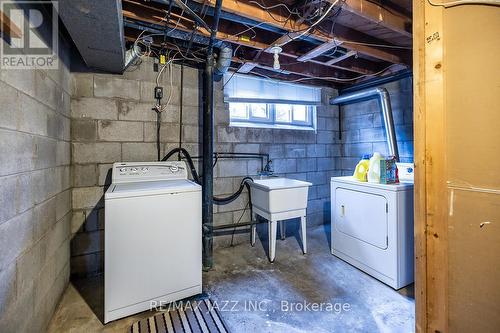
[112,161,188,183]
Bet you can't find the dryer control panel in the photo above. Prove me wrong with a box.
[111,161,189,183]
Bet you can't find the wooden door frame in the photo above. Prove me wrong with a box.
[413,1,448,332]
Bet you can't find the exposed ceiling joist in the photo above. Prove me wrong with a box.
[189,0,405,64]
[122,0,411,85]
[337,0,412,37]
[124,23,357,82]
[122,1,379,76]
[231,53,351,83]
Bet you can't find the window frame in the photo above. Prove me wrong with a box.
[229,102,317,130]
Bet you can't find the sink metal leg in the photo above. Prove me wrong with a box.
[268,220,277,262]
[279,220,286,240]
[251,212,256,246]
[300,216,307,254]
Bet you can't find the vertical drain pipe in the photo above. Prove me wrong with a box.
[330,87,400,161]
[202,0,223,270]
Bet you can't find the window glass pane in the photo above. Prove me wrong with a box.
[229,103,248,119]
[249,103,268,119]
[292,105,307,122]
[275,104,292,123]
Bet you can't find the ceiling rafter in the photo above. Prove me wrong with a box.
[122,0,380,77]
[328,0,412,37]
[188,0,406,64]
[122,0,411,86]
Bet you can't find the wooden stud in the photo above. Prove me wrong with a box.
[412,1,427,332]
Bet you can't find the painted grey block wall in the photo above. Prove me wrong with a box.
[337,77,413,175]
[0,41,72,332]
[70,58,340,277]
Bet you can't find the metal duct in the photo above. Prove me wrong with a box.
[214,44,232,82]
[330,88,400,161]
[58,0,125,73]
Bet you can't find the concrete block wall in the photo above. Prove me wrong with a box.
[0,43,72,331]
[337,77,414,175]
[70,58,340,277]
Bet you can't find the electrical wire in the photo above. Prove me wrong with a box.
[249,0,300,14]
[239,62,403,84]
[276,0,340,47]
[427,0,500,7]
[287,63,404,82]
[232,22,268,37]
[341,40,412,50]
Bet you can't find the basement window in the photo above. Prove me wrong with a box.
[224,73,320,130]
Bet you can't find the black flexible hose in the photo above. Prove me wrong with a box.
[161,148,253,208]
[213,177,253,205]
[161,147,201,184]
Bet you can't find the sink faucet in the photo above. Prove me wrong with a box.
[258,160,274,177]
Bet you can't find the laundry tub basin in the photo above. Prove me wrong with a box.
[249,178,312,215]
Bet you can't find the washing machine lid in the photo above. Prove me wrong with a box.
[105,179,201,199]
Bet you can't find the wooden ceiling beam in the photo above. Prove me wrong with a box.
[123,32,343,86]
[187,0,404,64]
[249,67,335,87]
[231,48,355,82]
[334,0,412,37]
[123,25,356,83]
[122,2,379,76]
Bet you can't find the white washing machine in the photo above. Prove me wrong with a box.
[104,161,202,323]
[331,176,414,289]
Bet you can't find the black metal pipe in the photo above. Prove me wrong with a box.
[202,0,223,271]
[172,0,213,33]
[187,152,270,172]
[212,220,265,231]
[207,0,223,55]
[178,65,184,161]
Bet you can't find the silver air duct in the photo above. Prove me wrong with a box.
[330,87,399,161]
[214,44,232,82]
[124,44,142,70]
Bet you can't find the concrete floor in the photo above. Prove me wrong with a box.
[48,224,414,333]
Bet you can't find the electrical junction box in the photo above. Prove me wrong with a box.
[154,86,163,100]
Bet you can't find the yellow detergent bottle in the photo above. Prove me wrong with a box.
[353,154,371,182]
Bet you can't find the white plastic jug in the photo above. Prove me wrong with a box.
[367,152,383,183]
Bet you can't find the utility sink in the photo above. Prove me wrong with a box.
[249,178,312,215]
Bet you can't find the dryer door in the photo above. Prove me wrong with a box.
[335,187,388,249]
